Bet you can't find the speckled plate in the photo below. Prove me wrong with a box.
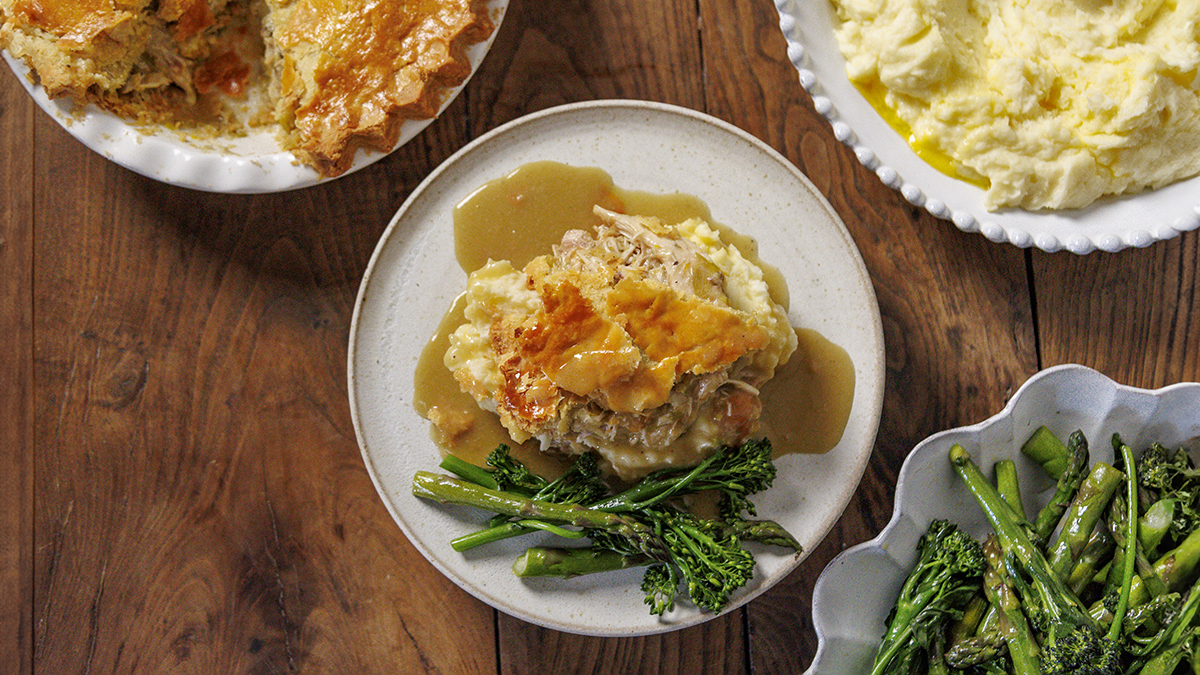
[806,364,1200,673]
[1,0,505,194]
[347,100,886,635]
[774,0,1200,253]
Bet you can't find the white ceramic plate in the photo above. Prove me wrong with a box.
[347,100,886,636]
[806,364,1200,673]
[773,0,1200,254]
[1,0,506,194]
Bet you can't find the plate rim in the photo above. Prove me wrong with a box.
[347,98,886,635]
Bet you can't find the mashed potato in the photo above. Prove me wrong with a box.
[830,0,1200,210]
[444,207,796,480]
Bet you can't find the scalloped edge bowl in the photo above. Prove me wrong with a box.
[773,0,1200,254]
[805,364,1200,673]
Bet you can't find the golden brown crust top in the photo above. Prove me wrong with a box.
[269,0,494,176]
[4,0,217,45]
[7,0,117,42]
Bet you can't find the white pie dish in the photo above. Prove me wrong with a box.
[347,99,886,636]
[773,0,1200,254]
[1,0,506,194]
[805,363,1200,673]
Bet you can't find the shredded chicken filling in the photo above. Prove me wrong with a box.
[445,206,796,480]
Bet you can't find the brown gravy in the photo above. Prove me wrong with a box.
[412,161,854,473]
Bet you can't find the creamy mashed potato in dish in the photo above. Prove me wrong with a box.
[444,206,797,480]
[830,0,1200,210]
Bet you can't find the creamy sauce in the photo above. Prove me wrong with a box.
[453,164,626,272]
[413,161,854,472]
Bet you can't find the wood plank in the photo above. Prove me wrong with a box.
[26,2,1200,674]
[498,613,745,674]
[29,91,497,673]
[0,62,35,675]
[467,0,705,129]
[696,0,1040,671]
[1032,236,1200,385]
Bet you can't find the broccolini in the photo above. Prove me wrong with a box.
[870,519,987,675]
[412,440,801,615]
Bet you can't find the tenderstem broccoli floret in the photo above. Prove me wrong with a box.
[870,519,986,675]
[413,440,800,616]
[1138,442,1200,549]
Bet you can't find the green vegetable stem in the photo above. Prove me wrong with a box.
[412,440,800,616]
[870,519,986,675]
[951,444,1121,675]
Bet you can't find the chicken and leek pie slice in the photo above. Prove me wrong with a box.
[444,207,798,480]
[0,0,250,119]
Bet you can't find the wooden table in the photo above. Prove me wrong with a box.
[3,0,1198,672]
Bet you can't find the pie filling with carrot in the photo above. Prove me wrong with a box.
[0,0,494,176]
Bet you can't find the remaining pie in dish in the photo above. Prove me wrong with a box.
[0,0,494,176]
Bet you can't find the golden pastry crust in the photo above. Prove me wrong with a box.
[0,0,494,175]
[265,0,493,176]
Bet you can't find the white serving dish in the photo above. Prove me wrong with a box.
[1,0,506,194]
[806,363,1200,673]
[347,100,886,636]
[773,0,1200,254]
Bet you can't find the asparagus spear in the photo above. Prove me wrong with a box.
[1032,430,1092,542]
[995,459,1027,521]
[947,595,990,647]
[412,471,672,560]
[1046,461,1124,579]
[1140,498,1177,559]
[943,631,1008,669]
[1068,527,1116,596]
[1022,425,1072,479]
[1107,438,1139,641]
[513,547,650,578]
[979,534,1041,675]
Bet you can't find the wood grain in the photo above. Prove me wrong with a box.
[1032,237,1200,386]
[498,613,746,675]
[469,0,705,128]
[0,63,34,675]
[7,0,1200,672]
[27,83,496,675]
